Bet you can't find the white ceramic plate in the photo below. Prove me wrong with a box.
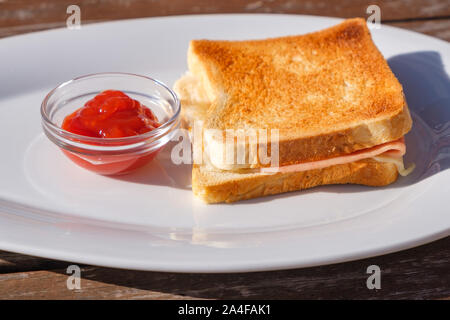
[0,14,449,272]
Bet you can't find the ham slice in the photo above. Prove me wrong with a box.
[261,138,406,174]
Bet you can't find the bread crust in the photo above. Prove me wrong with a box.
[192,160,398,203]
[187,18,412,168]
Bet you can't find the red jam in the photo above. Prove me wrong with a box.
[61,90,162,175]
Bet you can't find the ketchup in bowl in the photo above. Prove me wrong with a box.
[59,90,162,175]
[62,90,161,138]
[41,73,181,176]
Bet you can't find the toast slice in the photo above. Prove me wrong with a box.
[193,160,398,203]
[185,18,412,169]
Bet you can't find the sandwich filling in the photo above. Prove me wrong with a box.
[260,137,414,176]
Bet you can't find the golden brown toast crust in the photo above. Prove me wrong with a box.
[192,160,398,203]
[187,18,412,167]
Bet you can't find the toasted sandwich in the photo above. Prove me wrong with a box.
[174,18,413,203]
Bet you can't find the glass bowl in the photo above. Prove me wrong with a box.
[41,72,180,175]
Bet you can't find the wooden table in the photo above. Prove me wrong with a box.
[0,0,449,300]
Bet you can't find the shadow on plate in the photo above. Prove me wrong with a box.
[387,51,450,188]
[110,141,192,190]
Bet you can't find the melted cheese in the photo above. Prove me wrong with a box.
[372,155,415,176]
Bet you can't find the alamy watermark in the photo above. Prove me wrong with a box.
[366,265,381,289]
[66,264,81,290]
[366,5,381,29]
[170,122,280,169]
[66,5,81,30]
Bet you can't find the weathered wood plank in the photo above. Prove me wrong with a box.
[0,251,73,274]
[1,0,449,34]
[0,268,199,299]
[1,237,448,299]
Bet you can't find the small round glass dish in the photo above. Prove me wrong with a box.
[41,72,181,175]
